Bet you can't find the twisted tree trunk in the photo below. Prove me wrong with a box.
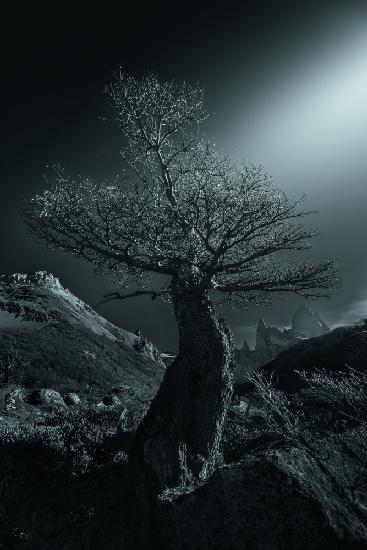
[126,281,234,548]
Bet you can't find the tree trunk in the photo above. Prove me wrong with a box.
[126,282,234,548]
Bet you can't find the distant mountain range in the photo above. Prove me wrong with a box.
[234,304,330,382]
[259,322,367,393]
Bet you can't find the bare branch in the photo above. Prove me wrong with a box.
[23,71,338,306]
[94,289,169,308]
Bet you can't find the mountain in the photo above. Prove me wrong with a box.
[0,272,165,405]
[234,305,330,382]
[292,304,330,337]
[259,323,367,392]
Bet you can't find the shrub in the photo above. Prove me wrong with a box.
[244,367,367,543]
[296,366,367,424]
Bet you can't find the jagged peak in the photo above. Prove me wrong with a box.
[292,303,330,336]
[294,304,312,314]
[257,318,268,330]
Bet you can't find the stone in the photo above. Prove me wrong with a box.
[28,388,65,407]
[63,392,81,406]
[102,394,121,407]
[158,458,347,550]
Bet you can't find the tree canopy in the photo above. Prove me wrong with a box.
[24,71,338,305]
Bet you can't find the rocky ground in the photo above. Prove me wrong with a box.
[1,378,366,549]
[0,273,366,549]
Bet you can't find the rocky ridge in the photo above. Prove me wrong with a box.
[0,272,165,410]
[234,304,330,381]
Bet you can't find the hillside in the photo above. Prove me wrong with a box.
[259,323,367,392]
[0,272,165,402]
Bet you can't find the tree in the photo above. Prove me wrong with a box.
[23,71,338,547]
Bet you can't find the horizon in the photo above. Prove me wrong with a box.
[0,274,361,351]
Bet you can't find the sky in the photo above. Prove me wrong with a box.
[1,2,367,350]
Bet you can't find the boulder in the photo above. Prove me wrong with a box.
[63,392,81,406]
[102,394,121,407]
[28,388,65,407]
[158,458,351,550]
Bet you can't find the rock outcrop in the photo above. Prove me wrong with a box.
[158,458,350,550]
[255,305,330,365]
[0,271,163,364]
[234,338,257,380]
[234,305,330,381]
[63,392,81,406]
[0,279,365,549]
[254,318,297,364]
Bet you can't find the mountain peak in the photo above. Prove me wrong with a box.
[234,305,330,382]
[295,304,312,314]
[257,318,268,331]
[292,304,330,337]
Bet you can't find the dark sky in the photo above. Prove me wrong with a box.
[1,2,367,349]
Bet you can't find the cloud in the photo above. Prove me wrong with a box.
[335,295,367,327]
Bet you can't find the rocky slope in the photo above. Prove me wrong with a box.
[0,272,165,407]
[0,272,168,547]
[259,323,367,392]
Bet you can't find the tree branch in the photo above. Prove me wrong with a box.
[94,289,170,308]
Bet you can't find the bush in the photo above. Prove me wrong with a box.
[0,344,29,384]
[243,367,367,543]
[296,366,367,424]
[0,402,126,477]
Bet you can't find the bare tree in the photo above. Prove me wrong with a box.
[23,71,338,546]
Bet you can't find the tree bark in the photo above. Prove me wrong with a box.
[126,282,234,548]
